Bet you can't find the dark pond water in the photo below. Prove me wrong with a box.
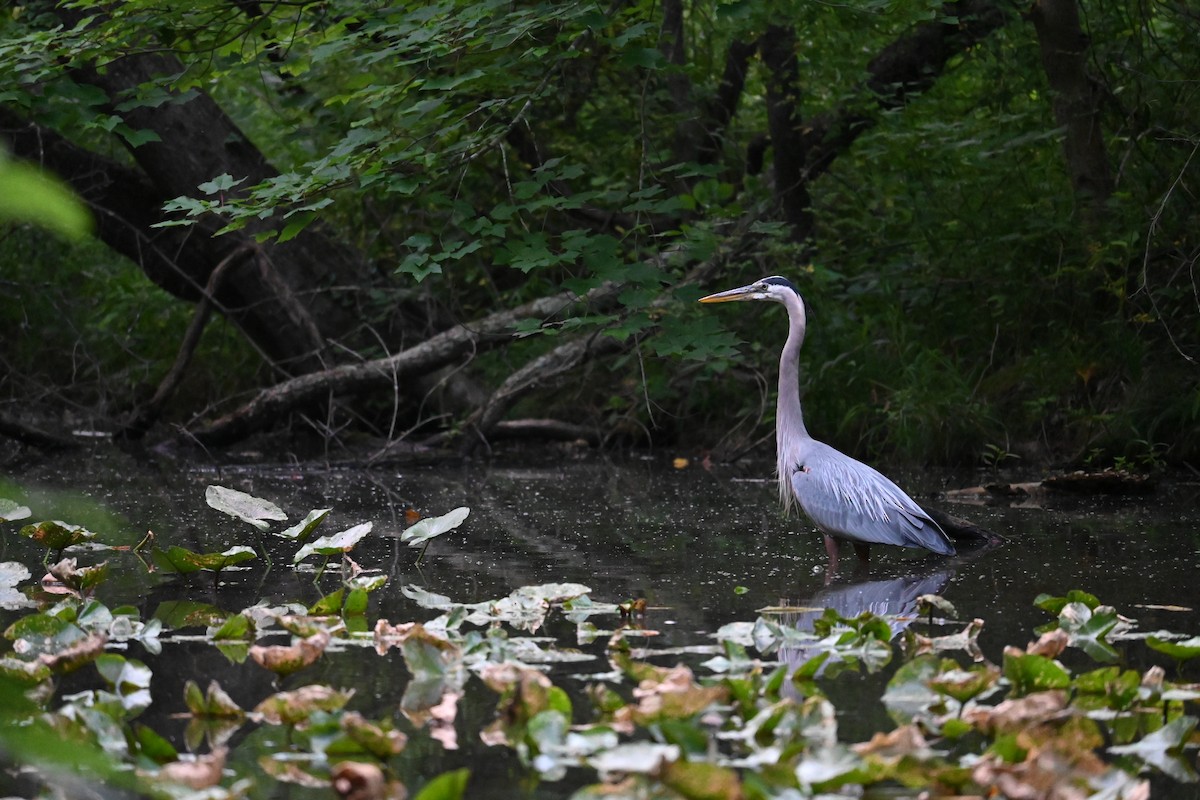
[2,446,1198,798]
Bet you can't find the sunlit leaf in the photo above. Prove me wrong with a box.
[276,508,331,541]
[0,499,32,522]
[205,485,287,530]
[400,507,469,548]
[0,561,33,610]
[589,742,680,777]
[293,522,373,564]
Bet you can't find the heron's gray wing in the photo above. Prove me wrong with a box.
[789,448,955,554]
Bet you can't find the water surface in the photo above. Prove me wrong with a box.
[3,448,1198,797]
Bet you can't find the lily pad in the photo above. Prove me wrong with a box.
[205,485,287,530]
[400,506,470,549]
[276,508,331,541]
[293,522,373,564]
[249,631,330,676]
[19,520,95,552]
[0,561,33,610]
[1146,635,1200,663]
[153,545,257,574]
[254,683,354,725]
[0,498,32,523]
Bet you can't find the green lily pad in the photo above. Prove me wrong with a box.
[413,768,470,800]
[276,508,330,541]
[18,520,95,551]
[1147,635,1200,663]
[1109,715,1199,782]
[1002,650,1072,696]
[153,544,257,574]
[205,485,287,530]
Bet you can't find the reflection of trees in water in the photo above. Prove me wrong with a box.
[777,568,954,678]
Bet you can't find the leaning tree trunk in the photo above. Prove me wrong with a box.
[42,8,431,376]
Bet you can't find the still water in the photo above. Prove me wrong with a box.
[2,447,1198,797]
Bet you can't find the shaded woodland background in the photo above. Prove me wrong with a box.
[1,0,1197,467]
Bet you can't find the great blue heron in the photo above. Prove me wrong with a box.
[700,275,956,568]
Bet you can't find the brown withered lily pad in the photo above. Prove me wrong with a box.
[249,630,330,676]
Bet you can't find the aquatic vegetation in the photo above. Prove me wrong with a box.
[0,489,1197,799]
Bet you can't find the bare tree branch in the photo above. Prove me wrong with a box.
[184,283,624,446]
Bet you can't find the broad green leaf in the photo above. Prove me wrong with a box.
[18,520,95,551]
[1002,651,1072,696]
[152,545,256,574]
[413,768,470,800]
[1146,635,1200,663]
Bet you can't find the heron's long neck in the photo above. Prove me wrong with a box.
[776,293,809,511]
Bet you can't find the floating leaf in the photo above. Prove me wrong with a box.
[293,522,373,564]
[0,561,33,610]
[1002,647,1072,696]
[400,507,469,549]
[1109,715,1199,782]
[184,679,244,719]
[157,747,227,790]
[276,508,331,541]
[589,742,680,777]
[205,485,287,530]
[254,684,354,726]
[249,631,330,676]
[1057,602,1122,662]
[413,768,470,800]
[152,545,257,574]
[1146,635,1200,664]
[19,520,95,552]
[336,711,409,758]
[927,662,1001,705]
[0,499,32,523]
[212,613,255,642]
[47,558,109,595]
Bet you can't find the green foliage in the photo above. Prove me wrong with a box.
[1,0,1198,459]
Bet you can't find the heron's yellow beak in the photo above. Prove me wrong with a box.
[698,283,757,303]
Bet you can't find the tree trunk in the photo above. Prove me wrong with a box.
[1028,0,1113,215]
[759,25,812,241]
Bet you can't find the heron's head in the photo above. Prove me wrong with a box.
[698,275,799,305]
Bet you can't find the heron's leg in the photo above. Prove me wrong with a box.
[852,542,871,563]
[823,534,840,572]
